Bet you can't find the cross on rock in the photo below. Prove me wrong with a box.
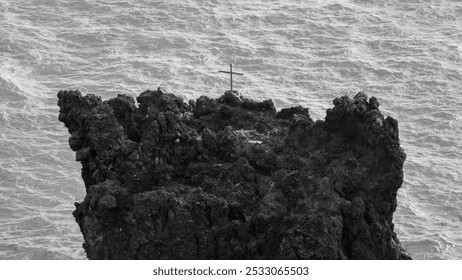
[219,64,244,92]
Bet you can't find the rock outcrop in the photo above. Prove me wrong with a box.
[57,89,411,259]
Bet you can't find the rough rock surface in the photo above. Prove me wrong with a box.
[58,89,411,260]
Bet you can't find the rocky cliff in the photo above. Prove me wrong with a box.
[58,88,411,259]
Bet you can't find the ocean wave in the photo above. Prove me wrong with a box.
[0,0,461,259]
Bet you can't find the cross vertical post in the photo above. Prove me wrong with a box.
[230,64,233,92]
[219,64,244,92]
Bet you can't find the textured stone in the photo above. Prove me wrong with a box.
[58,89,411,260]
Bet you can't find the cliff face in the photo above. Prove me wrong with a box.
[57,89,411,259]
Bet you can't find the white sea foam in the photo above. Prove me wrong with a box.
[0,0,461,259]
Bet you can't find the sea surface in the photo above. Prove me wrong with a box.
[0,0,461,260]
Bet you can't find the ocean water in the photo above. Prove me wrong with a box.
[0,0,460,260]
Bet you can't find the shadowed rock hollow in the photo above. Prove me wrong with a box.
[57,89,411,260]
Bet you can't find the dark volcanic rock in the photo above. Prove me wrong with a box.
[58,89,411,260]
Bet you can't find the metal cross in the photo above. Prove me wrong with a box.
[219,64,244,92]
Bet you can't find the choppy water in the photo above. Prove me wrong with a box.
[0,0,461,260]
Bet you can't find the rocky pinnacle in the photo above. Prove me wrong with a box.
[58,89,411,259]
